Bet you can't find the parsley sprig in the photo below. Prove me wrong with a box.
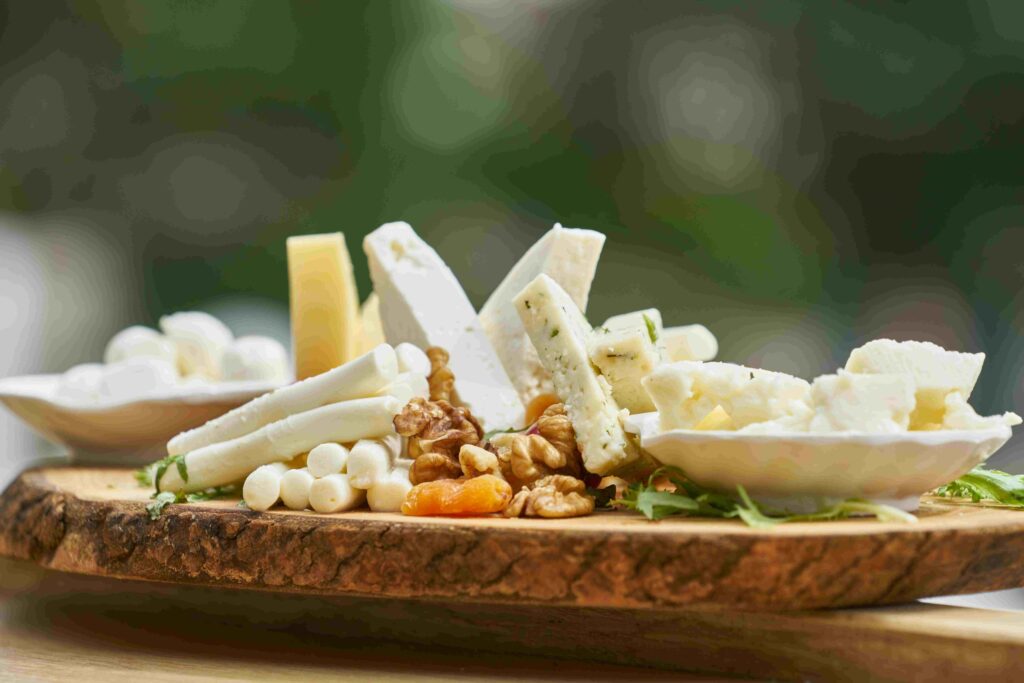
[613,466,916,528]
[145,484,238,520]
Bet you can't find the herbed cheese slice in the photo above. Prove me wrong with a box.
[589,309,663,413]
[479,224,605,405]
[844,339,985,427]
[643,361,811,431]
[364,222,524,430]
[514,274,642,475]
[287,233,362,380]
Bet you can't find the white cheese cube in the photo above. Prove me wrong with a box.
[807,372,915,433]
[589,309,662,413]
[364,222,524,430]
[479,224,605,405]
[662,324,718,362]
[940,392,1022,431]
[159,311,233,380]
[643,361,810,431]
[845,339,984,422]
[514,274,641,475]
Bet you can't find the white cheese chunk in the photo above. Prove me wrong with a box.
[364,222,524,430]
[806,372,915,433]
[589,309,662,413]
[662,324,718,362]
[643,361,811,431]
[940,392,1022,431]
[104,326,178,366]
[479,224,605,404]
[221,336,290,383]
[844,339,984,425]
[514,274,641,475]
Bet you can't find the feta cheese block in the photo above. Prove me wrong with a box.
[662,324,718,362]
[479,224,605,404]
[364,221,524,430]
[844,339,984,425]
[589,309,663,413]
[643,361,811,431]
[288,233,362,380]
[514,274,642,475]
[940,391,1022,431]
[807,372,915,433]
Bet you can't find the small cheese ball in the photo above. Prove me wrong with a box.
[159,311,234,381]
[100,357,180,401]
[59,363,105,402]
[104,326,177,366]
[221,336,290,383]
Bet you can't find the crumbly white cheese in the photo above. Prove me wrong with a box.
[589,309,662,413]
[661,324,718,362]
[479,224,605,405]
[643,361,811,431]
[806,372,915,433]
[364,222,524,430]
[940,391,1022,430]
[845,339,984,426]
[514,274,641,475]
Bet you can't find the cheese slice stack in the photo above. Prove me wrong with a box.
[364,222,525,430]
[479,224,605,405]
[287,233,362,380]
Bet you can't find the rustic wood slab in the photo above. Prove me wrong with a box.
[4,467,1024,611]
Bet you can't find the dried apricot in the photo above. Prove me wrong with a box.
[401,474,512,516]
[524,393,560,426]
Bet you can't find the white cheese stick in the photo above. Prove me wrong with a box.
[395,342,431,376]
[366,464,413,512]
[243,463,289,512]
[348,437,400,489]
[364,221,524,430]
[307,443,350,478]
[309,474,366,513]
[280,467,315,510]
[375,371,429,406]
[479,224,605,405]
[167,344,398,455]
[514,274,642,476]
[159,396,402,493]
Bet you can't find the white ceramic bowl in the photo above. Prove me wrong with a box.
[0,374,281,465]
[624,412,1013,512]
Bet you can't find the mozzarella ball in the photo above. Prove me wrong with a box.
[243,463,289,511]
[280,468,314,510]
[309,474,365,513]
[221,336,289,383]
[104,326,177,366]
[59,363,105,401]
[307,443,350,478]
[100,358,180,401]
[395,343,431,376]
[159,311,233,380]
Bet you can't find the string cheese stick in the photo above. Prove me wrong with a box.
[375,371,429,405]
[395,343,431,376]
[309,474,366,513]
[367,463,413,512]
[280,468,315,510]
[167,344,398,455]
[243,463,289,512]
[159,396,401,493]
[348,437,400,489]
[307,443,350,478]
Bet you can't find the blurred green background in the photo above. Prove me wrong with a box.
[1,0,1022,473]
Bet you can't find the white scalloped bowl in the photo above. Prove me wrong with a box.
[0,374,282,465]
[624,412,1013,512]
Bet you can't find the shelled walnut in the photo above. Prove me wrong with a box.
[394,396,483,484]
[505,475,595,518]
[426,346,454,402]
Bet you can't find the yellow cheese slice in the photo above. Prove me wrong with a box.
[287,233,361,380]
[359,292,386,354]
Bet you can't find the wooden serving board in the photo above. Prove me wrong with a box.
[4,467,1024,611]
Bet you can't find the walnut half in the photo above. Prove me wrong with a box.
[505,475,595,519]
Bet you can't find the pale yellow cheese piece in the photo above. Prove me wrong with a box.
[287,233,361,380]
[359,292,386,353]
[694,405,735,431]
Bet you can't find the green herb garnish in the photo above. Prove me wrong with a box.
[146,491,179,520]
[484,426,525,441]
[145,484,238,520]
[150,453,188,493]
[550,327,560,338]
[643,313,658,344]
[134,466,153,487]
[935,466,1024,508]
[613,466,915,527]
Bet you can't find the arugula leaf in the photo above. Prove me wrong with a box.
[586,484,618,509]
[145,484,238,519]
[185,485,237,503]
[483,426,525,441]
[150,453,188,494]
[935,466,1024,508]
[146,491,181,520]
[613,466,915,527]
[134,466,153,487]
[643,314,658,344]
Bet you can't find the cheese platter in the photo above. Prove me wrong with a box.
[2,220,1023,618]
